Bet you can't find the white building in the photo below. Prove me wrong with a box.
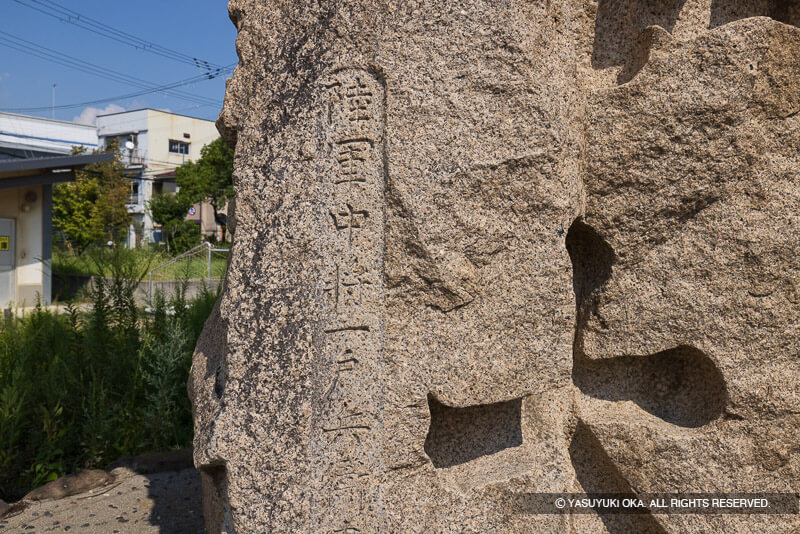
[0,111,98,159]
[0,112,108,308]
[95,109,220,246]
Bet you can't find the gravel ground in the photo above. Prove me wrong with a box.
[0,467,204,533]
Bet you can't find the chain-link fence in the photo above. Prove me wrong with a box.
[146,242,229,305]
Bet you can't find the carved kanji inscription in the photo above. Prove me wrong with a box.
[313,69,385,532]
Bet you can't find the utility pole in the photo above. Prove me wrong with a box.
[51,84,56,119]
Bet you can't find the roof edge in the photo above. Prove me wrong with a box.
[97,108,216,123]
[0,153,115,173]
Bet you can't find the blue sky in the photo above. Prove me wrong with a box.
[0,0,237,124]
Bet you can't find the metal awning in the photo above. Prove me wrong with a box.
[0,153,115,190]
[153,170,177,182]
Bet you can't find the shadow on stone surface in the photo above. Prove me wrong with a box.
[109,448,206,532]
[0,468,204,533]
[709,0,800,29]
[424,394,523,468]
[570,421,668,534]
[592,0,688,72]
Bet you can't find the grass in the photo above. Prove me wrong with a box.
[0,246,219,502]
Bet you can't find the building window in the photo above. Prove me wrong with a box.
[168,140,190,155]
[128,180,140,204]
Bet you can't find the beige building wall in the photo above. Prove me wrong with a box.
[144,110,220,178]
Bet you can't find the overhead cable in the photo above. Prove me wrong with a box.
[0,67,234,113]
[12,0,224,71]
[0,30,225,108]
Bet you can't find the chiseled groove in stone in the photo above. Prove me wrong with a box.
[565,219,614,299]
[566,219,728,428]
[565,217,615,352]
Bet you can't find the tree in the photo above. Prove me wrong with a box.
[175,137,234,242]
[53,146,131,253]
[147,192,198,253]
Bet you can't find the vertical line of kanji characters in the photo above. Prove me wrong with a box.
[316,69,385,534]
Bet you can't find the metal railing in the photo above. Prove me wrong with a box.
[146,241,229,305]
[122,148,145,167]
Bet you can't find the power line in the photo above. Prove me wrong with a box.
[12,0,224,71]
[0,31,225,108]
[1,66,234,113]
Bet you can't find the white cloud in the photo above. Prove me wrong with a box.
[129,99,147,110]
[73,103,125,125]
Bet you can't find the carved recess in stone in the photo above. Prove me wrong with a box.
[566,219,728,428]
[573,345,727,428]
[424,394,524,468]
[312,69,386,534]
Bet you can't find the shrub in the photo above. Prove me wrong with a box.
[0,250,218,501]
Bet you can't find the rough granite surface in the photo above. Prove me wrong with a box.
[189,1,799,532]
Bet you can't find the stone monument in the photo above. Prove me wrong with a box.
[190,1,799,532]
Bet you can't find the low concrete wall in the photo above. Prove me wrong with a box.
[53,274,222,306]
[52,274,92,302]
